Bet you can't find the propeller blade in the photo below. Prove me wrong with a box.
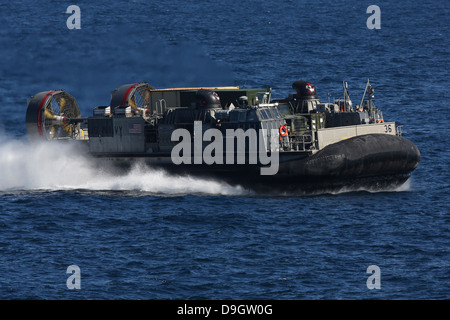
[44,108,54,119]
[61,123,72,136]
[129,96,137,109]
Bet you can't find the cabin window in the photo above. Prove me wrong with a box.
[271,108,282,119]
[259,109,269,120]
[277,104,291,115]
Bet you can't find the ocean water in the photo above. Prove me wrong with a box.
[0,0,448,300]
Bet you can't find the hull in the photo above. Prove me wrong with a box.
[88,133,420,193]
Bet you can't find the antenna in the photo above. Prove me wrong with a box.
[343,81,346,109]
[360,79,370,107]
[342,81,350,111]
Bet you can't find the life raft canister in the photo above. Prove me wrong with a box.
[279,125,288,137]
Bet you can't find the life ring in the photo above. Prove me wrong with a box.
[279,125,288,137]
[378,119,384,123]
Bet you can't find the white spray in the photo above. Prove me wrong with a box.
[0,137,248,196]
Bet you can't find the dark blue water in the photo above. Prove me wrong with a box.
[0,0,448,299]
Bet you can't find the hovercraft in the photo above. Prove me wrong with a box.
[25,79,420,192]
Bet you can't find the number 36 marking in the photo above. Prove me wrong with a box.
[384,124,392,133]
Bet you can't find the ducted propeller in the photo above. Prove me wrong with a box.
[26,90,81,140]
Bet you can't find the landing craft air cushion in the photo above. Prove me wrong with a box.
[25,79,420,192]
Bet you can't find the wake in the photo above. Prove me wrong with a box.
[0,137,248,196]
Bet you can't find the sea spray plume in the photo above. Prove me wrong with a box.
[102,162,250,196]
[0,136,248,195]
[0,138,96,190]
